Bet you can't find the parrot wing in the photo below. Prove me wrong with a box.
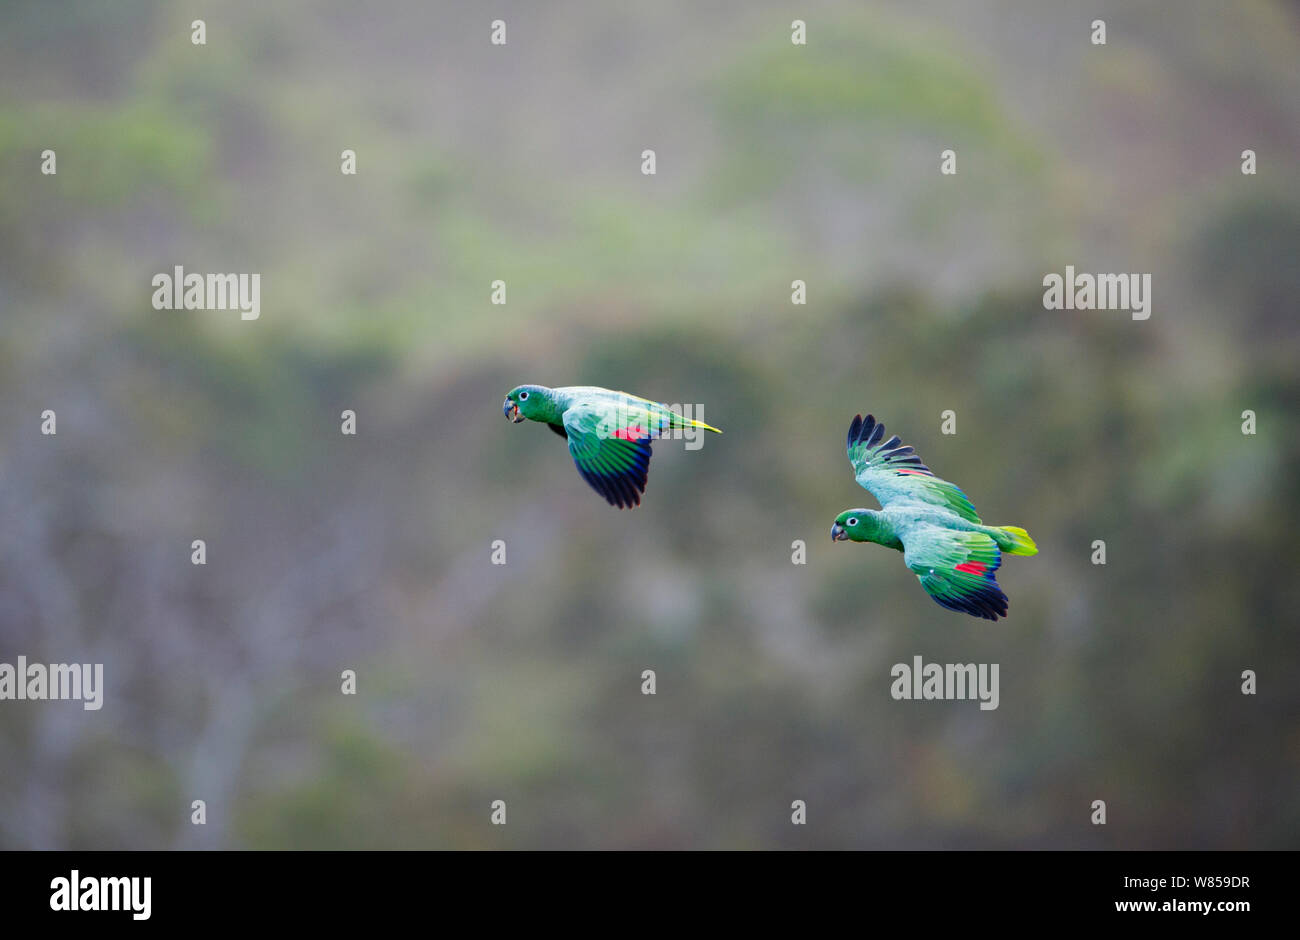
[846,413,981,523]
[900,524,1008,620]
[562,400,654,509]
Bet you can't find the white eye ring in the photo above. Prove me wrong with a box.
[847,517,858,526]
[519,391,529,401]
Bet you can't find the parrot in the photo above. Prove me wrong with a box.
[502,385,721,508]
[830,413,1037,620]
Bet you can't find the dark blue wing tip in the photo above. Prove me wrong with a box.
[930,582,1009,620]
[848,413,879,449]
[575,439,653,509]
[848,413,934,475]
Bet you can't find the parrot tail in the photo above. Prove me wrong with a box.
[670,412,722,433]
[994,525,1038,556]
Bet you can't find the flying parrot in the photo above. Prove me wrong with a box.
[503,385,721,508]
[831,414,1037,620]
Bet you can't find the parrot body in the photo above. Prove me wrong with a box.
[831,414,1036,620]
[503,385,721,508]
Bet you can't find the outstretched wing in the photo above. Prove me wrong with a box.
[562,401,653,509]
[846,413,980,523]
[901,525,1008,620]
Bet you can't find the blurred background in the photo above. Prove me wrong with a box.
[1,0,1297,849]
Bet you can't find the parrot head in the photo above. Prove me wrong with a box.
[831,509,875,543]
[503,385,551,424]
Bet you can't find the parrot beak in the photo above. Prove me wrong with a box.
[831,522,847,542]
[503,398,523,423]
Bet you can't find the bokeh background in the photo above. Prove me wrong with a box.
[1,0,1297,849]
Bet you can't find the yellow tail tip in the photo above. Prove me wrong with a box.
[999,525,1038,556]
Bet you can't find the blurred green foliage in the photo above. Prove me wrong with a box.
[0,0,1297,849]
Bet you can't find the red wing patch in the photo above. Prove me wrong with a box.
[954,561,989,576]
[896,468,929,476]
[612,425,648,441]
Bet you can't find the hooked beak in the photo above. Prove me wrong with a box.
[503,398,524,423]
[831,522,847,542]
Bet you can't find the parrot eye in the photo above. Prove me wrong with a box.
[847,517,859,526]
[519,391,529,401]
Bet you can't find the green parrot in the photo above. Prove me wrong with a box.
[503,385,721,508]
[831,414,1037,620]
